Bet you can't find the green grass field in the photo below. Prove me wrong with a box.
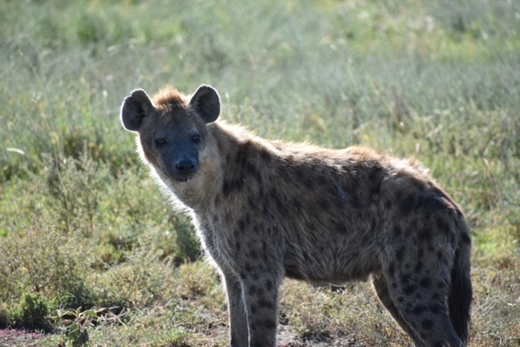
[1,0,519,345]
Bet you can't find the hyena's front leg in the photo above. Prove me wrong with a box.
[222,270,248,347]
[241,270,282,347]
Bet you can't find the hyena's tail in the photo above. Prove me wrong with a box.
[448,224,472,344]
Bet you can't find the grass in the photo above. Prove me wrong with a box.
[1,0,519,345]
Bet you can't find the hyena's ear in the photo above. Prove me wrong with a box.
[120,89,154,132]
[189,85,220,124]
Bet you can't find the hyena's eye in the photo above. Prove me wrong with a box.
[154,138,167,147]
[191,134,201,144]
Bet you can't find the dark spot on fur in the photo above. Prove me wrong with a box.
[257,287,265,297]
[398,297,404,303]
[449,232,455,244]
[420,278,432,288]
[430,304,442,315]
[401,274,412,285]
[233,178,244,192]
[419,229,432,242]
[260,149,271,163]
[301,175,315,190]
[350,196,362,209]
[435,218,446,231]
[249,285,257,295]
[417,248,424,258]
[388,262,396,277]
[250,249,258,260]
[318,198,330,210]
[368,166,383,197]
[262,241,269,263]
[393,226,402,238]
[223,180,231,197]
[246,162,262,183]
[395,247,405,262]
[415,261,423,273]
[258,185,266,200]
[437,251,443,261]
[240,272,246,279]
[264,319,276,329]
[421,319,434,330]
[266,279,273,291]
[223,211,232,225]
[424,194,447,210]
[250,304,257,314]
[400,195,416,215]
[413,305,427,315]
[245,262,253,273]
[247,196,257,210]
[258,297,274,309]
[223,178,244,197]
[384,200,392,210]
[269,189,287,215]
[404,284,418,295]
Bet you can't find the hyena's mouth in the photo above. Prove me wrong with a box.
[171,173,196,183]
[175,177,192,183]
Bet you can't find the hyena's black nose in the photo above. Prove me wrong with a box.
[175,158,197,173]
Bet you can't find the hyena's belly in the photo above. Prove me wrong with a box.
[282,229,381,284]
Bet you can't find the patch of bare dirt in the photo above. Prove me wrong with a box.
[0,329,45,347]
[278,326,365,347]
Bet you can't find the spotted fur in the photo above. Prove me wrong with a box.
[120,84,472,347]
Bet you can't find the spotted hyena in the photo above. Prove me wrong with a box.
[120,84,472,347]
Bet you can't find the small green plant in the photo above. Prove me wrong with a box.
[172,214,200,263]
[9,293,53,331]
[58,307,97,347]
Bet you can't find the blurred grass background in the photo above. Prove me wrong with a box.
[0,0,519,345]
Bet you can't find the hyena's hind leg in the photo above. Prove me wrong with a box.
[372,273,427,347]
[378,245,464,347]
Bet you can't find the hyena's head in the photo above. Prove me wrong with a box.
[120,85,220,182]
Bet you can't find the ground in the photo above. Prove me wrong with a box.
[0,329,45,347]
